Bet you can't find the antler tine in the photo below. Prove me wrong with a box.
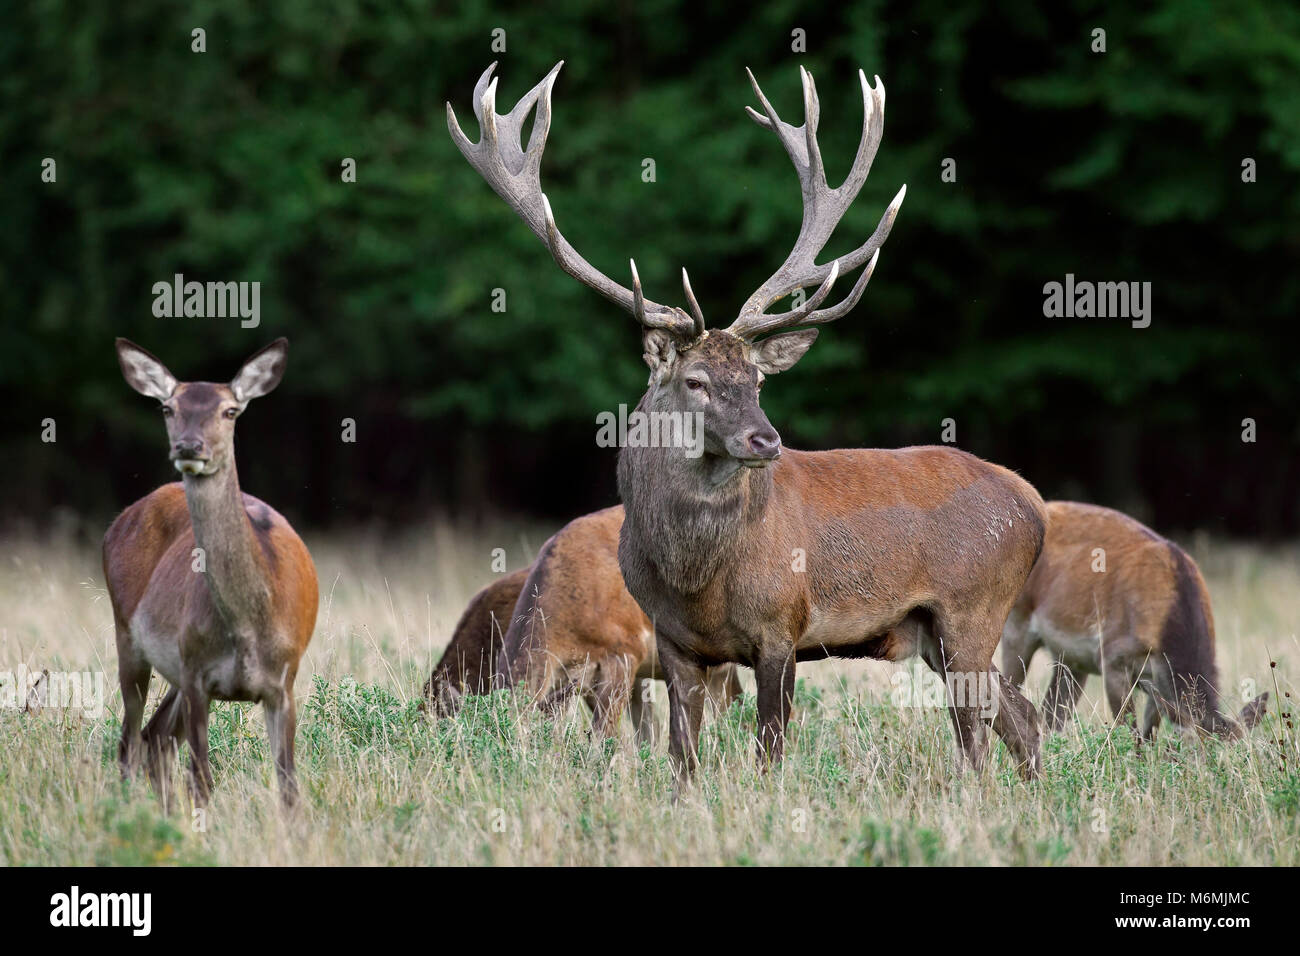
[448,62,697,336]
[726,67,905,340]
[680,268,706,339]
[732,261,840,340]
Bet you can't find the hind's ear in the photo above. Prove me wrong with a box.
[231,338,288,402]
[116,339,177,400]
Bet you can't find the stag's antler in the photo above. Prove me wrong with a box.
[725,67,906,341]
[447,61,702,337]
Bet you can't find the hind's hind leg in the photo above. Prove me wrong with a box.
[1104,666,1141,729]
[1042,658,1086,731]
[1138,695,1161,743]
[141,688,187,810]
[589,656,634,740]
[628,676,657,748]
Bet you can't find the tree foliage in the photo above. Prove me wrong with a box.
[2,1,1296,532]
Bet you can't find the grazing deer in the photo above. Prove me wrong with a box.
[1000,501,1269,741]
[422,506,740,744]
[103,339,318,807]
[420,566,528,716]
[493,505,741,743]
[450,62,1048,782]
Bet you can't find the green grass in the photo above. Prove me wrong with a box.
[0,521,1296,865]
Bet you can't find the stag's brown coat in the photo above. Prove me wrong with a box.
[1000,501,1268,739]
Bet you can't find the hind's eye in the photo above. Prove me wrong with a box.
[161,406,173,417]
[223,408,238,419]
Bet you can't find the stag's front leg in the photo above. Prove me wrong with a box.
[754,645,796,767]
[658,637,708,789]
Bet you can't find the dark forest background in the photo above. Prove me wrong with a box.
[2,0,1297,538]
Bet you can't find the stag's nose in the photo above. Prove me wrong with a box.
[171,438,206,460]
[746,427,781,460]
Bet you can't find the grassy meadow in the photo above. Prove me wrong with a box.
[1,517,1296,866]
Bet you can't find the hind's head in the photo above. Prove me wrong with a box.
[115,338,288,478]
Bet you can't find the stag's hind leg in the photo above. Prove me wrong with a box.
[705,664,743,714]
[922,616,991,772]
[929,610,1040,778]
[989,671,1041,777]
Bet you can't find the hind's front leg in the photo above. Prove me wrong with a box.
[182,684,214,807]
[264,688,299,808]
[117,640,152,778]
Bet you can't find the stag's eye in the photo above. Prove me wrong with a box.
[685,379,705,391]
[223,407,238,420]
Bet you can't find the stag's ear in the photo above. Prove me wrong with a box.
[116,338,178,401]
[750,328,819,375]
[642,327,679,381]
[231,338,289,402]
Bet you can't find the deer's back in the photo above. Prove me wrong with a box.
[501,505,652,689]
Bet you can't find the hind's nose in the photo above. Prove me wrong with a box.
[171,439,206,460]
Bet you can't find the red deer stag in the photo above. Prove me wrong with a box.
[449,62,1048,782]
[1001,501,1268,741]
[422,506,740,744]
[104,339,318,807]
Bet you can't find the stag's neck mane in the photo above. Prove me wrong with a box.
[181,457,272,633]
[617,391,773,594]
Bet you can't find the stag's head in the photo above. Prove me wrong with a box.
[448,61,905,470]
[115,338,288,477]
